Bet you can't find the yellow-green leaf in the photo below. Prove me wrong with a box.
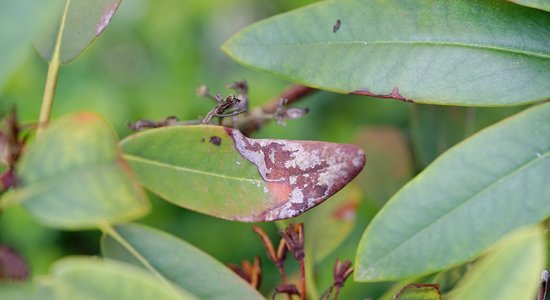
[447,226,545,300]
[4,112,149,229]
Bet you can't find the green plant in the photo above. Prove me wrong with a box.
[0,0,549,299]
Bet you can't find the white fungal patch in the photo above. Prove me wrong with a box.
[284,147,322,169]
[269,149,276,164]
[230,130,275,181]
[227,128,365,221]
[289,176,297,184]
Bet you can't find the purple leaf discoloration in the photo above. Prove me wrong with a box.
[95,0,121,35]
[351,87,414,103]
[225,128,365,221]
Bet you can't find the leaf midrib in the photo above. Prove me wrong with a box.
[123,154,261,184]
[234,40,550,60]
[367,148,550,273]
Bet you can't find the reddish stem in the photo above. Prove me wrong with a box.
[263,85,316,113]
[299,259,306,300]
[241,85,316,135]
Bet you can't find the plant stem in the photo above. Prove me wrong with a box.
[299,259,306,300]
[98,223,180,296]
[239,85,316,135]
[37,0,71,136]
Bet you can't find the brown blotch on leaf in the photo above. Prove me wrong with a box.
[209,136,222,146]
[394,283,441,299]
[351,87,414,103]
[225,127,365,221]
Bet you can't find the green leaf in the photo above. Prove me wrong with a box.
[120,125,364,221]
[34,0,122,63]
[394,283,442,300]
[507,0,550,12]
[297,184,361,263]
[101,223,263,300]
[222,0,550,106]
[48,257,195,300]
[3,112,149,229]
[0,0,61,90]
[355,102,550,281]
[447,225,545,300]
[354,127,413,205]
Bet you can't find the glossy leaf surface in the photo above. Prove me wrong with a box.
[356,103,550,281]
[120,125,364,221]
[101,223,263,300]
[223,0,550,106]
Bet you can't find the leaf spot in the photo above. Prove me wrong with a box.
[209,136,222,146]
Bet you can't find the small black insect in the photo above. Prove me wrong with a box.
[333,19,341,33]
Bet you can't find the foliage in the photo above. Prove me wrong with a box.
[0,0,548,299]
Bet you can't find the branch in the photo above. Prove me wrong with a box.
[239,85,316,135]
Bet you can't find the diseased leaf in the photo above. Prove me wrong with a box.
[296,184,361,263]
[3,112,149,229]
[354,127,413,205]
[506,0,550,12]
[222,0,550,106]
[394,283,441,300]
[447,226,545,300]
[120,125,365,221]
[34,0,122,63]
[47,257,195,300]
[355,102,550,281]
[101,224,263,300]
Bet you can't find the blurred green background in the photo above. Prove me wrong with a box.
[0,0,526,298]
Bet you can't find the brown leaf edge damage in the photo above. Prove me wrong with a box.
[351,87,414,103]
[394,283,441,299]
[225,128,365,221]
